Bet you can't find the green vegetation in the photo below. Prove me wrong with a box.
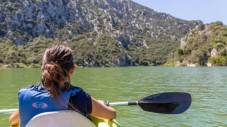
[209,56,227,66]
[0,37,53,68]
[168,22,227,66]
[69,34,125,67]
[0,33,179,68]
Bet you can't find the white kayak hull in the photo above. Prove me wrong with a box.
[26,110,95,127]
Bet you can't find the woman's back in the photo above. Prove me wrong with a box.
[19,83,92,127]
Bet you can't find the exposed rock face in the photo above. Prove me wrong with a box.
[211,48,218,57]
[0,0,201,45]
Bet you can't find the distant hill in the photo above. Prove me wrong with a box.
[0,0,201,67]
[167,21,227,66]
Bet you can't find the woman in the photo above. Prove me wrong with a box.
[9,44,116,127]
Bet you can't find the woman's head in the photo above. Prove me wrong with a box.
[41,44,74,97]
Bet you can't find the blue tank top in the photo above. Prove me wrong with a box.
[18,83,92,127]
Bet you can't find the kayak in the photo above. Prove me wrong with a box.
[90,116,121,127]
[11,110,121,127]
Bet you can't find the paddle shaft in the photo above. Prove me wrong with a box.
[107,101,138,106]
[0,109,17,114]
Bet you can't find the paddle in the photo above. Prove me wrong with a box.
[106,92,191,114]
[0,92,191,114]
[0,109,16,114]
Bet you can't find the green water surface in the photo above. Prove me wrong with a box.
[0,67,227,127]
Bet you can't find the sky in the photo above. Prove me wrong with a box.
[131,0,227,25]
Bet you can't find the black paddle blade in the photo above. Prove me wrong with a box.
[138,92,191,114]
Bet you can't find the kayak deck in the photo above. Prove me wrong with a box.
[91,116,121,127]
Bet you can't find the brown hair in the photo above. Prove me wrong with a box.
[41,44,74,98]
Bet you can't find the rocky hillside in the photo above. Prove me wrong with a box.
[0,0,201,67]
[168,22,227,66]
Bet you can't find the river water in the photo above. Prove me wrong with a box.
[0,67,227,127]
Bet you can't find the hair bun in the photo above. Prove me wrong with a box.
[41,63,68,97]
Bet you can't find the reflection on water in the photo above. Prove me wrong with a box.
[0,67,227,127]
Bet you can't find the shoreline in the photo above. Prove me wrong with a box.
[0,63,40,69]
[0,63,226,69]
